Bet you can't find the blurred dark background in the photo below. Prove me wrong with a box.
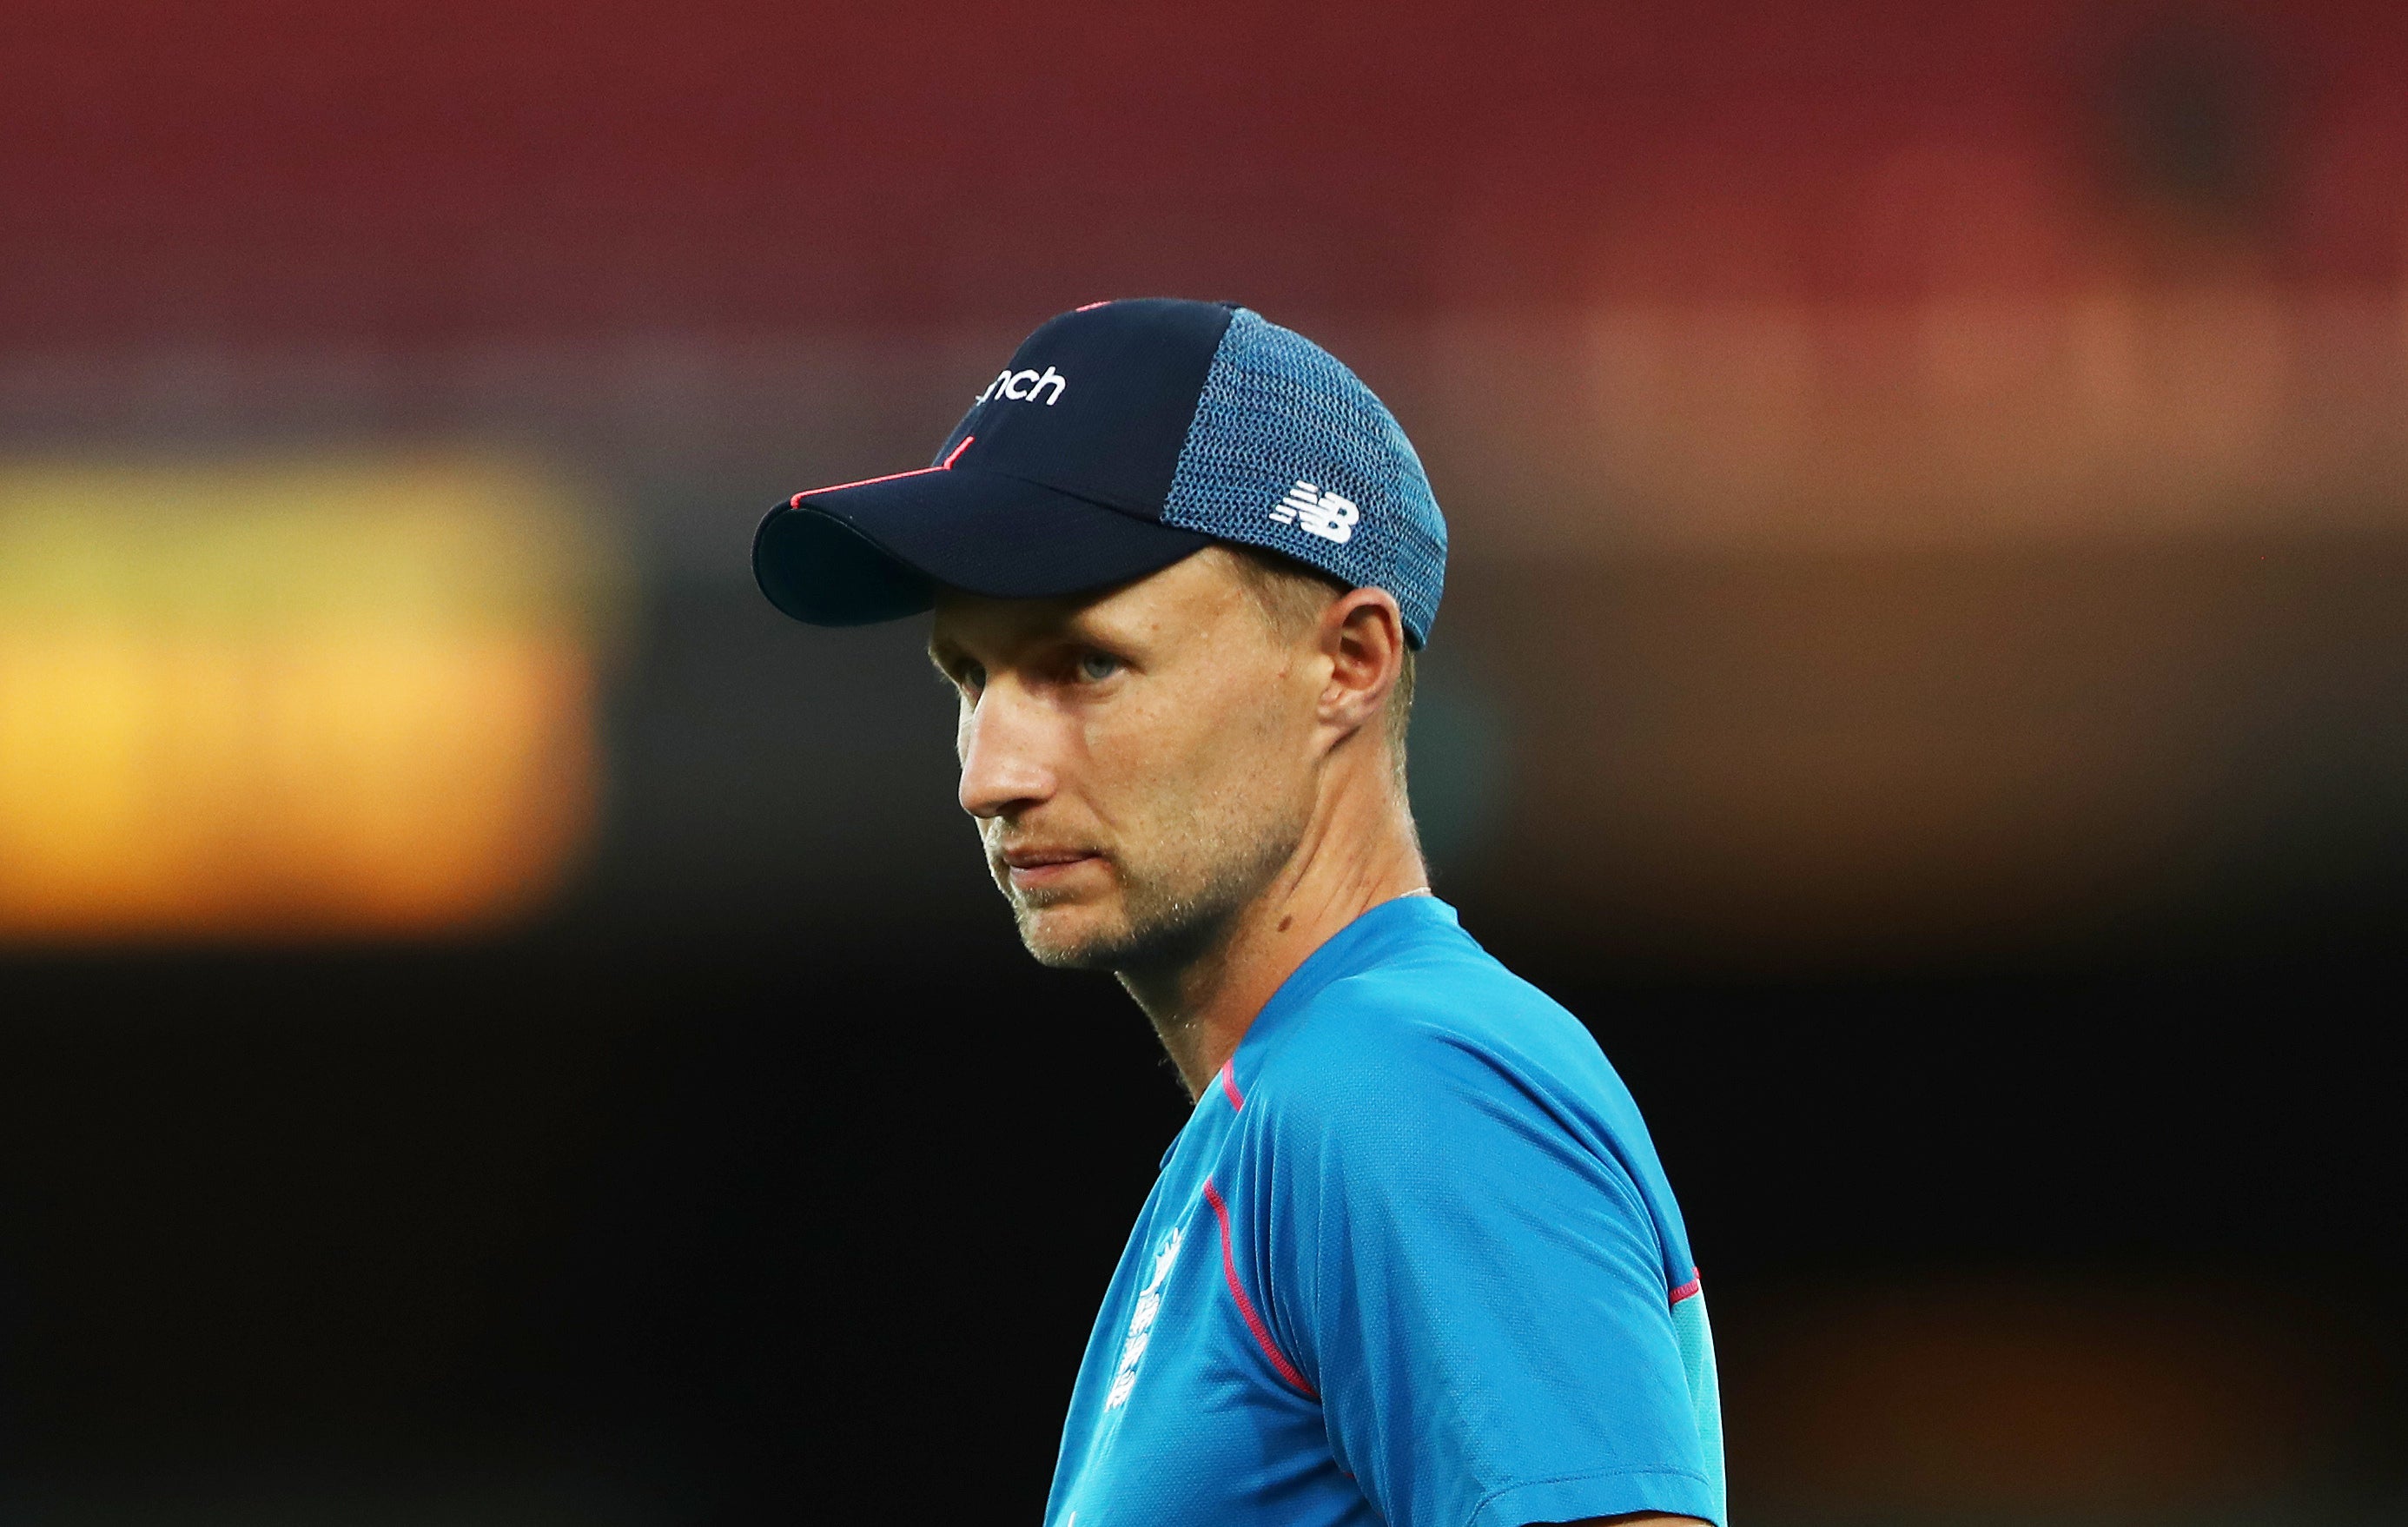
[3,2,2405,1522]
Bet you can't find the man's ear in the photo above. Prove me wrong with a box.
[1316,587,1407,737]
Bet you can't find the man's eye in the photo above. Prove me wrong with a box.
[1076,651,1122,683]
[958,663,986,695]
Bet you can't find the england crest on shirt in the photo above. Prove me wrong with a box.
[1105,1226,1183,1409]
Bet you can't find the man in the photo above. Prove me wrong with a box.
[752,299,1724,1527]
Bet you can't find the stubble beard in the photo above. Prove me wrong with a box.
[1000,798,1310,980]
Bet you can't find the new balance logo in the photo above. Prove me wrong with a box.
[1269,481,1359,544]
[977,366,1068,406]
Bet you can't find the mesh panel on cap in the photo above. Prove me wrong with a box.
[1160,309,1447,644]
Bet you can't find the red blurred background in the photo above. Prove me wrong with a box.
[2,3,2403,1522]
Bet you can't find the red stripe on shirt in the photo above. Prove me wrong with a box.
[1201,1177,1315,1399]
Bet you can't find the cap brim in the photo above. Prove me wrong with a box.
[752,465,1214,627]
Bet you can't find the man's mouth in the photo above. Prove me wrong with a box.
[996,845,1105,893]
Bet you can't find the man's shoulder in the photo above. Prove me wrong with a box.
[1230,914,1674,1249]
[1248,913,1628,1140]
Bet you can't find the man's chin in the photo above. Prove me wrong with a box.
[1015,905,1134,971]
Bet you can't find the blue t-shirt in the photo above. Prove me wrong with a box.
[1045,895,1725,1527]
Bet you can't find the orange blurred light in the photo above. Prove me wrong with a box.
[0,455,618,942]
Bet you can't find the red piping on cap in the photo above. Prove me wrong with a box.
[788,436,974,506]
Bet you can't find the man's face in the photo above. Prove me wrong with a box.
[928,549,1326,974]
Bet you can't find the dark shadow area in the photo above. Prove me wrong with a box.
[3,932,2400,1521]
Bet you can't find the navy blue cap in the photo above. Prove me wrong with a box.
[752,298,1447,643]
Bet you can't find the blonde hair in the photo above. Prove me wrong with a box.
[1223,546,1414,781]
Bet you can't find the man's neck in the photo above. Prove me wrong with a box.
[1119,787,1428,1101]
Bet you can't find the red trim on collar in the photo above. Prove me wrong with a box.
[1217,1061,1245,1111]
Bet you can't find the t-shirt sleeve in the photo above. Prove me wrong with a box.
[1254,1024,1721,1527]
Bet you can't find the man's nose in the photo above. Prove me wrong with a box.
[957,682,1056,820]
